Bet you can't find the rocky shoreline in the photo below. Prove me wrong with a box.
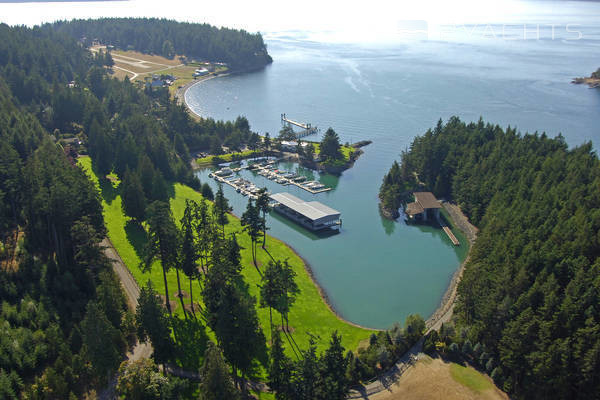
[425,202,478,331]
[572,76,600,88]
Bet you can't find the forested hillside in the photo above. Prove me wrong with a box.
[380,117,600,399]
[0,19,266,398]
[50,18,273,70]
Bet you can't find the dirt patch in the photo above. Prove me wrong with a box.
[172,290,190,299]
[276,326,296,334]
[369,356,507,400]
[159,295,178,312]
[112,50,183,66]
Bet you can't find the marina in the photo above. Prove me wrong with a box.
[209,159,332,195]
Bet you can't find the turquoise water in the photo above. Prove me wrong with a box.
[184,5,600,329]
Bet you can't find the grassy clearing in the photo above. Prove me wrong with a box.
[449,363,494,393]
[310,142,355,161]
[195,150,261,166]
[78,156,370,360]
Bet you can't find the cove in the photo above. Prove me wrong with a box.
[187,16,600,328]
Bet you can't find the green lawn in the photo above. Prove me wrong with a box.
[195,150,261,166]
[449,363,494,393]
[310,142,355,161]
[78,156,370,361]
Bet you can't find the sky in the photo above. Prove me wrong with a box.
[0,0,582,43]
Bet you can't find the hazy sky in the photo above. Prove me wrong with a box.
[0,0,596,44]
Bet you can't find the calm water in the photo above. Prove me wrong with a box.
[2,0,600,329]
[187,6,600,329]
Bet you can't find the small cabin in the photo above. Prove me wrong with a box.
[405,192,442,221]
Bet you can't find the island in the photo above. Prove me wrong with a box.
[572,67,600,88]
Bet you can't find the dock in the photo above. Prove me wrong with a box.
[210,163,332,197]
[281,113,318,138]
[442,226,460,246]
[435,210,460,246]
[252,164,332,194]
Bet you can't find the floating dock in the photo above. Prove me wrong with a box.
[252,164,331,194]
[442,226,460,246]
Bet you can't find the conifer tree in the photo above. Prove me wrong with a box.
[199,342,239,400]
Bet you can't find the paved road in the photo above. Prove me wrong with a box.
[99,239,152,400]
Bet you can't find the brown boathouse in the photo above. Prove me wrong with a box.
[405,192,442,221]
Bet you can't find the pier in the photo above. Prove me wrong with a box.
[281,113,318,138]
[210,162,332,196]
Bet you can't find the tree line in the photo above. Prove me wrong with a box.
[0,19,265,398]
[48,18,272,70]
[380,116,600,399]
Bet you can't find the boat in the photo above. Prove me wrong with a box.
[214,168,233,177]
[293,176,306,182]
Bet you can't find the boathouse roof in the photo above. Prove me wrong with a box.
[413,192,442,209]
[270,192,340,222]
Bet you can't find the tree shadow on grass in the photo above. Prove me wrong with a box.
[165,182,176,200]
[93,165,119,204]
[125,220,148,258]
[171,315,209,371]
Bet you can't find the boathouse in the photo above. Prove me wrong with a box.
[270,192,341,231]
[405,192,442,221]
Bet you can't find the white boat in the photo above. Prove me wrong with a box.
[214,168,233,177]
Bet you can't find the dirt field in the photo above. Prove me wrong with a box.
[112,50,183,66]
[369,356,508,400]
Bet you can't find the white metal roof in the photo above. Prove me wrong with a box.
[270,192,340,222]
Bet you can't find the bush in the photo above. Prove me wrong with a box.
[423,330,439,355]
[462,339,473,356]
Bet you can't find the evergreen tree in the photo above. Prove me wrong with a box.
[320,128,342,160]
[316,331,350,400]
[199,342,240,400]
[213,184,231,235]
[136,281,174,367]
[255,187,271,248]
[121,169,146,221]
[293,337,319,399]
[264,132,271,154]
[269,330,293,399]
[241,198,262,269]
[180,200,199,316]
[201,183,214,200]
[80,301,120,383]
[143,201,179,315]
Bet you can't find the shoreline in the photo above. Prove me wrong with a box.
[180,70,473,334]
[224,208,379,333]
[175,72,230,119]
[425,202,478,332]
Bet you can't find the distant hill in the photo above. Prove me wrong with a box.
[50,18,272,71]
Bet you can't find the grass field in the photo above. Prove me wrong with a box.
[78,156,370,364]
[195,150,262,166]
[370,356,507,400]
[311,142,355,161]
[449,363,494,393]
